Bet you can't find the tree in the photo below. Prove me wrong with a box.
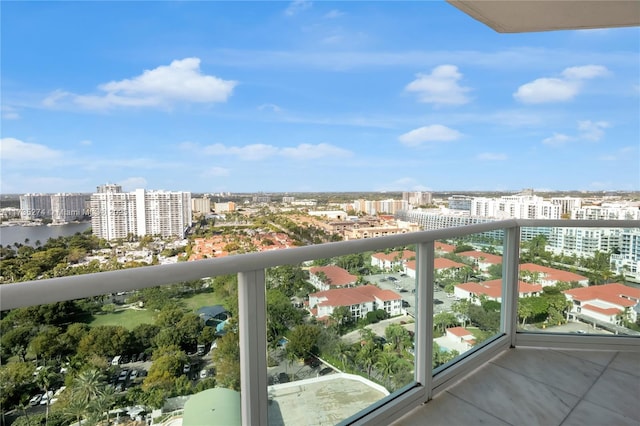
[212,330,240,391]
[433,312,458,334]
[35,365,58,425]
[286,324,321,359]
[266,289,303,343]
[330,306,353,335]
[375,351,397,389]
[384,324,411,354]
[144,345,188,391]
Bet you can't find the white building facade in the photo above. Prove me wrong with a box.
[91,185,191,241]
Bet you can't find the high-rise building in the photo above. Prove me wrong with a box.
[19,194,52,220]
[51,193,87,224]
[403,191,433,207]
[192,196,211,214]
[91,185,191,240]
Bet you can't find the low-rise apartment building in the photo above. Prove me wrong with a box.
[308,265,358,291]
[563,283,640,325]
[308,285,403,320]
[454,279,542,304]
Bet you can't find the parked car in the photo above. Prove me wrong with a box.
[130,369,138,379]
[200,369,209,379]
[183,364,191,374]
[29,394,42,406]
[40,390,54,405]
[138,352,146,362]
[118,370,129,381]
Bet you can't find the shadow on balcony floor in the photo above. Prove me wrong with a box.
[393,347,640,426]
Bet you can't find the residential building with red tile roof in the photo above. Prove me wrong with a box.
[435,242,456,254]
[454,279,542,304]
[403,258,467,279]
[457,251,503,273]
[308,285,403,320]
[563,283,640,325]
[445,327,476,350]
[309,265,358,291]
[519,263,589,287]
[370,250,416,271]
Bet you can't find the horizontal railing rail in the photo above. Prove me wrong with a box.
[2,219,637,310]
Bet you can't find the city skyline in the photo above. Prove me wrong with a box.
[1,1,639,194]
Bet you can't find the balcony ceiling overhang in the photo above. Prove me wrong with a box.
[447,0,640,33]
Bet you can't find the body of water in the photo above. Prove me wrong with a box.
[0,222,92,247]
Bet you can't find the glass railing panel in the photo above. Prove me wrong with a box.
[0,277,239,426]
[433,232,505,372]
[516,225,640,337]
[265,249,416,425]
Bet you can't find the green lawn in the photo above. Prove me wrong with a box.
[88,308,157,330]
[86,291,222,330]
[181,291,223,311]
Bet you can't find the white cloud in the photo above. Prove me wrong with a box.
[1,105,20,120]
[578,120,609,141]
[119,177,148,191]
[80,140,92,146]
[514,65,609,104]
[197,142,352,161]
[598,155,617,161]
[281,143,351,159]
[201,167,230,177]
[285,1,312,16]
[477,153,507,161]
[398,125,463,146]
[324,9,344,19]
[405,65,471,106]
[0,137,63,161]
[258,103,282,113]
[203,143,279,160]
[542,133,573,146]
[561,65,609,80]
[513,78,580,104]
[44,58,237,110]
[542,120,610,146]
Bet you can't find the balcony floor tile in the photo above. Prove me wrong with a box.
[392,347,640,426]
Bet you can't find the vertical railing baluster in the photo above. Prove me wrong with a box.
[502,225,521,348]
[416,241,435,401]
[238,270,268,426]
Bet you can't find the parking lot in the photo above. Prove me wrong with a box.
[368,273,458,317]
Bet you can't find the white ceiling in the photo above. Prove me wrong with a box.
[447,0,640,33]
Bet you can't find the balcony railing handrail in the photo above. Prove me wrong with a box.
[1,219,638,311]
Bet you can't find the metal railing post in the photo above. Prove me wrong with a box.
[238,270,268,426]
[416,241,435,400]
[502,225,521,348]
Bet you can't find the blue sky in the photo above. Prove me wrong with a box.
[2,1,639,194]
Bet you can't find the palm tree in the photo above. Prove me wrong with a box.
[334,341,353,371]
[90,386,115,425]
[64,395,87,425]
[72,369,104,419]
[375,351,397,390]
[35,365,57,426]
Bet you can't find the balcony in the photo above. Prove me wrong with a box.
[1,219,639,426]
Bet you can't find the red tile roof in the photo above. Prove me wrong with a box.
[310,285,402,308]
[564,283,640,308]
[456,279,541,299]
[519,263,588,283]
[404,257,466,272]
[309,265,357,286]
[457,251,503,264]
[446,326,473,338]
[371,250,415,263]
[435,242,456,253]
[582,304,621,316]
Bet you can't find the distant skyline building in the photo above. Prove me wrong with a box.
[91,185,191,240]
[448,195,473,211]
[192,196,211,214]
[19,193,52,220]
[403,191,433,207]
[51,193,87,224]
